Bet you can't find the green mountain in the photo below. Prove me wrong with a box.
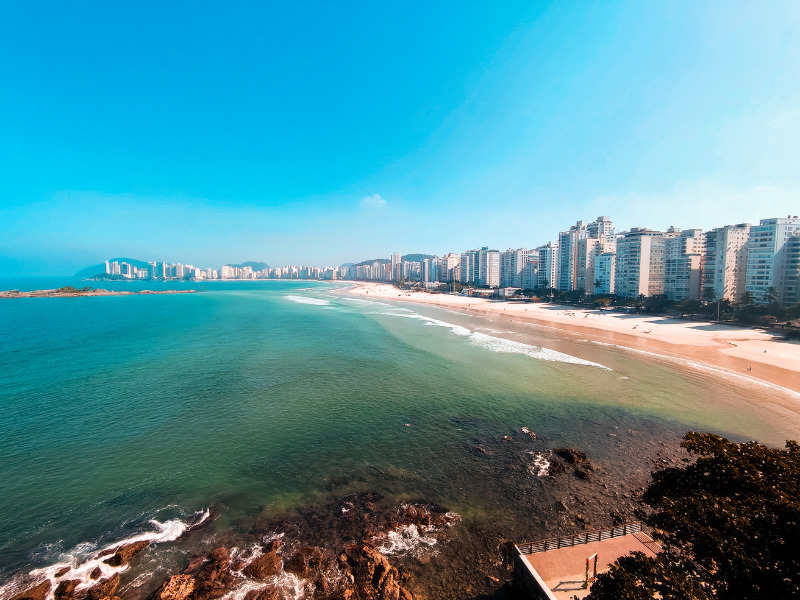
[226,261,270,271]
[75,258,149,278]
[401,253,434,263]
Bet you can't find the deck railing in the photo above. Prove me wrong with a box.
[516,521,643,555]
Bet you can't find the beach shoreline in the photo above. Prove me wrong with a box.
[338,283,800,396]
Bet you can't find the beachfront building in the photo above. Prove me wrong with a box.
[745,217,800,305]
[437,253,460,283]
[557,220,589,291]
[557,217,615,292]
[500,248,529,288]
[615,228,666,298]
[594,252,615,295]
[703,223,751,301]
[521,257,540,291]
[663,228,705,301]
[391,253,402,281]
[535,241,559,290]
[461,247,500,287]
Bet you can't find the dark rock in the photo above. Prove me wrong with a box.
[153,574,195,600]
[89,567,102,580]
[54,579,79,600]
[553,448,587,464]
[86,574,119,600]
[102,541,149,566]
[55,567,71,578]
[10,580,51,600]
[284,545,324,578]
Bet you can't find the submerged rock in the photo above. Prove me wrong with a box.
[284,545,325,578]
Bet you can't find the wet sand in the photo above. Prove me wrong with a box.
[342,283,800,395]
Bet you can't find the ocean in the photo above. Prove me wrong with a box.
[1,278,796,598]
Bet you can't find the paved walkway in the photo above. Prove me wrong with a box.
[520,532,660,599]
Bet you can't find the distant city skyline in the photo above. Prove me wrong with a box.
[2,1,800,276]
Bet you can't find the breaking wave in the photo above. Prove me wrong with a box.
[284,295,330,306]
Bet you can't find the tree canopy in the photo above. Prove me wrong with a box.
[586,432,800,600]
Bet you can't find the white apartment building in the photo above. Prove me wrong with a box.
[437,253,460,282]
[535,242,559,289]
[615,228,665,298]
[703,223,751,301]
[663,228,705,301]
[745,217,800,305]
[593,252,615,295]
[500,248,528,288]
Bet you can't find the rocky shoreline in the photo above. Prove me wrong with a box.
[4,427,689,600]
[0,287,196,299]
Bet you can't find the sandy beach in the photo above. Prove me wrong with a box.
[342,283,800,395]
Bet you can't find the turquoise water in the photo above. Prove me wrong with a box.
[1,278,797,583]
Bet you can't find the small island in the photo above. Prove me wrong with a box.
[0,286,197,299]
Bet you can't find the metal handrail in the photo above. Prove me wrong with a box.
[516,521,643,555]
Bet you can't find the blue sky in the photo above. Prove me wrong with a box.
[2,1,799,275]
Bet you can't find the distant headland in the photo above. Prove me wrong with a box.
[0,286,196,299]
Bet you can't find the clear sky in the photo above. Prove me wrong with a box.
[2,1,799,275]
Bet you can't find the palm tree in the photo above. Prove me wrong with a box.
[594,279,603,293]
[763,287,780,307]
[740,290,754,307]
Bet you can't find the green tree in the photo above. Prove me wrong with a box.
[586,432,800,600]
[739,290,754,307]
[762,286,780,307]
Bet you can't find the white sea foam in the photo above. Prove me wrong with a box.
[381,309,610,369]
[376,525,439,557]
[284,295,330,306]
[528,452,551,477]
[222,571,308,600]
[0,509,210,600]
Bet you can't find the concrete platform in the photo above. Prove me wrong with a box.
[517,531,660,600]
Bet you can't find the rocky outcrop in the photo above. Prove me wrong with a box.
[284,545,325,579]
[153,574,195,600]
[340,541,412,600]
[193,547,239,600]
[10,580,51,600]
[389,503,458,530]
[86,574,120,600]
[103,541,149,566]
[549,447,594,478]
[242,586,281,600]
[54,579,79,600]
[243,541,282,579]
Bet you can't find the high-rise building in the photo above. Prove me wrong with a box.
[663,228,705,301]
[437,253,460,282]
[745,217,800,305]
[615,228,665,298]
[391,253,402,281]
[500,248,528,288]
[704,223,751,301]
[557,217,613,291]
[593,253,615,295]
[535,242,559,289]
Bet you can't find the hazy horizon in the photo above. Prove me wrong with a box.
[3,1,800,276]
